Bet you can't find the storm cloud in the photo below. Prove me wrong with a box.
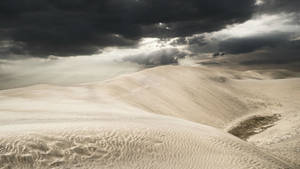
[0,0,255,57]
[179,30,300,64]
[218,32,291,54]
[239,40,300,65]
[0,0,299,66]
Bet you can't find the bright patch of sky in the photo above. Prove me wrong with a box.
[211,14,300,40]
[255,0,264,6]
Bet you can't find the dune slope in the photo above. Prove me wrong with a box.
[0,65,299,169]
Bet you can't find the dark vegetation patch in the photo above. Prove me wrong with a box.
[228,114,281,140]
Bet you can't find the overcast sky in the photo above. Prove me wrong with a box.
[0,0,299,89]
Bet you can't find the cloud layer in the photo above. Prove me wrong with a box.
[0,0,255,57]
[0,1,299,70]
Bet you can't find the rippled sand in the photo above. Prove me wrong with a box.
[0,65,299,169]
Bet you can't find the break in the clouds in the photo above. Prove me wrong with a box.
[258,0,300,14]
[0,0,255,57]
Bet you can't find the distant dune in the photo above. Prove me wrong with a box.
[0,65,299,169]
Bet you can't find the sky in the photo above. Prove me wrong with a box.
[0,0,300,89]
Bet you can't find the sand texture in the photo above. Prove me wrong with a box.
[0,65,299,169]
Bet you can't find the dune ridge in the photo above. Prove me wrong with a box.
[0,65,299,168]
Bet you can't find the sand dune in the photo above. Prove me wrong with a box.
[0,65,299,169]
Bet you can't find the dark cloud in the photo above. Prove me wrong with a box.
[0,0,255,57]
[123,48,187,66]
[213,0,300,64]
[241,40,300,64]
[175,30,300,64]
[218,32,300,64]
[219,38,300,65]
[218,32,290,54]
[169,0,300,65]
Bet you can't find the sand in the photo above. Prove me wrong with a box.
[0,65,299,169]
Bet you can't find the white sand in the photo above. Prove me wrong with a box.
[0,65,299,169]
